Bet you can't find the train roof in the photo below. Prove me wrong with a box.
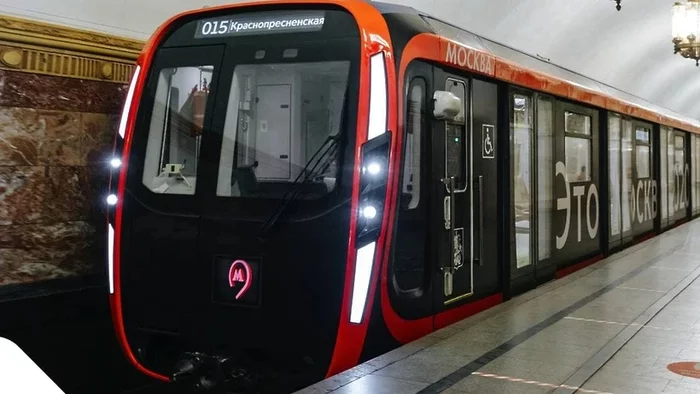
[367,0,700,131]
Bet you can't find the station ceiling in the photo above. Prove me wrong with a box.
[384,0,700,120]
[14,0,691,120]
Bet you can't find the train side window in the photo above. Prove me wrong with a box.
[512,92,533,268]
[609,113,622,239]
[564,111,592,182]
[445,78,467,191]
[536,96,554,261]
[621,119,633,233]
[401,78,425,210]
[668,129,677,216]
[635,126,651,179]
[660,125,668,224]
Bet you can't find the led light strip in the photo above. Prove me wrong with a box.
[118,65,141,139]
[350,242,376,324]
[366,53,387,141]
[108,224,115,294]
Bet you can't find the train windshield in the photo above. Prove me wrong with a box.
[135,8,360,201]
[216,60,350,198]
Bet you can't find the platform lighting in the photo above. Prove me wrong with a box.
[672,0,700,66]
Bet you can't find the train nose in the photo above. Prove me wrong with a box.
[171,352,257,393]
[171,353,226,392]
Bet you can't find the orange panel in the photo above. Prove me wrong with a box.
[495,60,569,97]
[395,30,700,134]
[568,87,607,108]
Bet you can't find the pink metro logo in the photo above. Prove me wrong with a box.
[228,259,252,300]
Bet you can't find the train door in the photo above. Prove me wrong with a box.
[431,71,473,307]
[390,63,502,326]
[429,70,500,310]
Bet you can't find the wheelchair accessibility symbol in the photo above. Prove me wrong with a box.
[482,124,495,159]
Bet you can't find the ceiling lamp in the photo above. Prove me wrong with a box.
[614,0,621,11]
[672,0,700,66]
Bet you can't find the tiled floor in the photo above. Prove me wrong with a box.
[295,219,700,394]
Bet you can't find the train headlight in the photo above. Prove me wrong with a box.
[106,194,118,205]
[355,132,390,245]
[349,51,390,325]
[362,205,378,219]
[110,157,122,168]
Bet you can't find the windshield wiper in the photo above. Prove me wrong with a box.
[257,135,340,240]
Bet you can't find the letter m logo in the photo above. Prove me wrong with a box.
[232,268,245,283]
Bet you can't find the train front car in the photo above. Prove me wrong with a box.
[106,1,395,392]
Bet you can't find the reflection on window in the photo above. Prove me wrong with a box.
[564,111,592,183]
[660,126,668,223]
[636,145,650,179]
[565,111,591,136]
[668,128,676,217]
[537,97,553,260]
[141,65,212,195]
[512,93,531,269]
[635,127,650,144]
[635,126,651,179]
[696,136,700,214]
[565,137,591,182]
[695,135,700,214]
[675,135,684,150]
[445,79,467,191]
[621,119,632,233]
[692,135,697,214]
[216,61,350,199]
[609,114,621,238]
[402,79,424,210]
[674,134,685,213]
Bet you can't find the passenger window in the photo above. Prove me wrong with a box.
[564,111,592,182]
[635,126,651,179]
[444,78,467,191]
[141,65,213,195]
[512,92,533,268]
[536,96,553,261]
[402,79,425,210]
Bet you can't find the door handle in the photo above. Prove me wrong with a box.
[441,176,456,273]
[476,175,484,266]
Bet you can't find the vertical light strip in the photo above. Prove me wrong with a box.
[367,53,387,141]
[349,242,376,324]
[118,65,141,139]
[108,223,115,294]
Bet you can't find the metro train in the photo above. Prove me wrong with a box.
[105,0,700,392]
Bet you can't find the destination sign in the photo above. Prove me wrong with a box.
[194,11,326,38]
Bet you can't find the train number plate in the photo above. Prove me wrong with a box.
[212,257,261,306]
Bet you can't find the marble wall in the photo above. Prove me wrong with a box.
[0,64,130,288]
[0,13,142,291]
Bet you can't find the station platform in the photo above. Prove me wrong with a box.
[295,220,700,394]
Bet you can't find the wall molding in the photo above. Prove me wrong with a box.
[0,14,145,83]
